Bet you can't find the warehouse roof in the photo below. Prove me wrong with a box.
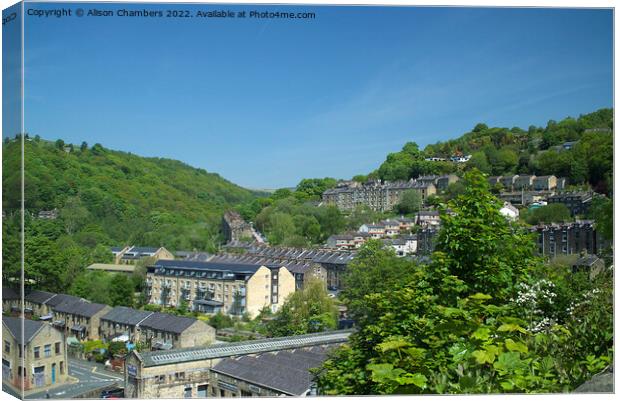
[212,346,334,395]
[137,330,352,367]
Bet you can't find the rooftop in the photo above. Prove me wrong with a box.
[53,299,108,317]
[137,330,352,367]
[3,316,45,345]
[212,346,334,396]
[101,306,153,326]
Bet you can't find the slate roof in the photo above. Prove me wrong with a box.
[3,316,45,345]
[53,300,108,317]
[574,254,602,267]
[2,287,19,300]
[45,294,83,308]
[139,312,197,334]
[24,290,56,304]
[212,346,334,395]
[153,259,269,274]
[129,246,160,253]
[137,330,352,367]
[101,306,153,326]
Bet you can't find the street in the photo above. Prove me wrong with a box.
[23,358,123,399]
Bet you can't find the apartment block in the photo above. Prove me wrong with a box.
[322,179,436,212]
[146,260,295,318]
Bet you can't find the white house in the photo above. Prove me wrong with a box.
[499,202,519,221]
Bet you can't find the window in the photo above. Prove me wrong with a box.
[156,375,166,383]
[44,344,51,357]
[4,341,10,353]
[175,372,185,380]
[34,347,40,359]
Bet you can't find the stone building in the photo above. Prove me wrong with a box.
[2,316,68,392]
[209,246,356,291]
[138,312,215,350]
[51,300,111,341]
[123,330,351,399]
[322,179,436,212]
[2,287,20,315]
[146,259,296,318]
[532,175,558,191]
[530,220,607,257]
[115,246,175,265]
[547,191,594,216]
[222,211,254,243]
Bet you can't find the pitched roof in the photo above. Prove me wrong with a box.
[211,346,334,395]
[139,312,197,334]
[53,300,108,317]
[101,306,153,326]
[24,290,56,304]
[2,287,19,300]
[45,293,83,308]
[2,316,45,345]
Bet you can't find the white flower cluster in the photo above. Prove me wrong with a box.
[565,288,602,317]
[530,317,554,333]
[513,280,559,333]
[514,280,557,309]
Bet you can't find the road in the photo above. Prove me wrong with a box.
[24,358,123,399]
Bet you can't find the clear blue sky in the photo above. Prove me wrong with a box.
[7,4,614,189]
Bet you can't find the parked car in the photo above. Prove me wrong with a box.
[100,388,124,398]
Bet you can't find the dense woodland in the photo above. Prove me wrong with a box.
[2,137,256,293]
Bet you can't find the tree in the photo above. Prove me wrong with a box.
[59,196,90,235]
[266,277,338,337]
[80,141,88,151]
[108,273,135,307]
[340,240,418,323]
[395,190,422,215]
[434,169,536,300]
[55,139,65,149]
[295,178,337,199]
[524,204,571,225]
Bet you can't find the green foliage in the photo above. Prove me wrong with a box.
[82,340,108,354]
[69,271,134,306]
[523,204,571,225]
[377,142,455,181]
[435,169,536,301]
[107,341,128,357]
[209,312,235,330]
[295,178,337,200]
[340,240,418,323]
[590,197,613,240]
[253,196,345,246]
[314,167,612,395]
[266,277,338,337]
[395,190,422,215]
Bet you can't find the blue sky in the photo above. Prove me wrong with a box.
[7,4,614,189]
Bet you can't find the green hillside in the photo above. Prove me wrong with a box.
[371,108,613,194]
[2,137,256,292]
